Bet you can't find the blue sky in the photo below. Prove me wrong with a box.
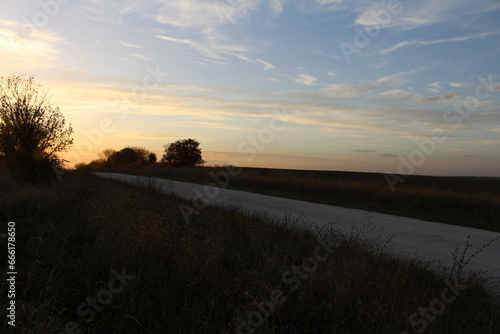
[1,0,499,176]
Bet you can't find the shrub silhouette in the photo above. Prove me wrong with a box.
[109,146,153,165]
[112,147,141,165]
[78,146,157,170]
[0,75,73,183]
[148,152,157,164]
[161,138,205,166]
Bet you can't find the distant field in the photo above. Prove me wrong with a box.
[99,164,500,232]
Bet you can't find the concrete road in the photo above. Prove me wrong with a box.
[94,172,500,292]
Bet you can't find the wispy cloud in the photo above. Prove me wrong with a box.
[154,0,264,30]
[356,0,500,31]
[449,82,474,88]
[0,20,63,72]
[157,32,275,69]
[255,58,276,71]
[417,90,459,103]
[81,0,287,29]
[156,33,251,61]
[81,0,286,70]
[320,70,414,99]
[118,41,143,48]
[129,53,152,61]
[294,74,318,86]
[277,70,416,100]
[268,0,286,16]
[463,140,500,146]
[429,82,442,89]
[297,0,347,14]
[78,0,154,24]
[353,150,376,153]
[370,89,420,103]
[380,32,497,55]
[315,0,344,4]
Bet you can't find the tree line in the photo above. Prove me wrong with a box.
[79,139,205,171]
[0,75,205,183]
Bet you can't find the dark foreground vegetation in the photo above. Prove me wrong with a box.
[1,170,499,333]
[92,163,500,233]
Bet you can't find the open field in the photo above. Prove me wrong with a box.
[1,171,500,333]
[94,171,500,283]
[96,164,500,232]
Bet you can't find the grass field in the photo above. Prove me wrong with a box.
[1,170,499,333]
[95,163,500,232]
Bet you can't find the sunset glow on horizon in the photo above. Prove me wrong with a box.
[1,0,499,176]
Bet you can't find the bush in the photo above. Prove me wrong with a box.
[161,138,205,166]
[0,75,73,183]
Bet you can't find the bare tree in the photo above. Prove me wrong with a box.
[0,75,73,182]
[98,148,117,162]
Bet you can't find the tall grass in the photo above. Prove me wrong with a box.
[1,172,499,333]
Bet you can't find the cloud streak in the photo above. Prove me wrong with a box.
[81,0,287,70]
[294,74,318,86]
[118,41,143,48]
[417,90,459,103]
[279,70,416,100]
[356,0,500,31]
[353,150,376,153]
[156,33,252,62]
[380,32,498,55]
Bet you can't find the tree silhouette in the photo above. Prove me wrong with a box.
[98,148,117,162]
[148,152,157,163]
[161,138,205,166]
[0,75,73,182]
[111,147,142,165]
[130,146,150,164]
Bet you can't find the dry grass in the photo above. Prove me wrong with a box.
[1,171,499,333]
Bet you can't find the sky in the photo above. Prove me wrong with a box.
[1,0,499,176]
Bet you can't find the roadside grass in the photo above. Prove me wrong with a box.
[1,171,499,333]
[100,163,500,232]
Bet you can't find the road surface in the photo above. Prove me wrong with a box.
[94,172,500,293]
